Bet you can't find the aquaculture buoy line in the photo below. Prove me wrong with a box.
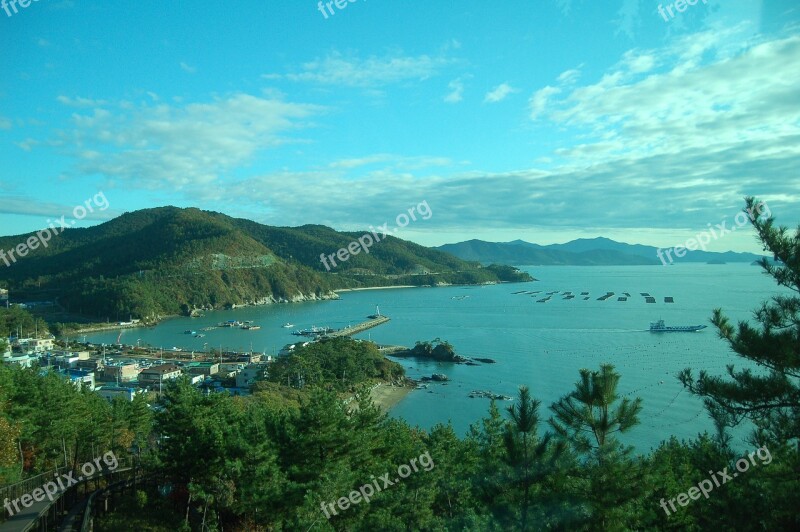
[511,289,676,303]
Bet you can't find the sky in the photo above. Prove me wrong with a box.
[0,0,798,253]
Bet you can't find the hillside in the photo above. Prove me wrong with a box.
[438,237,766,265]
[0,207,530,322]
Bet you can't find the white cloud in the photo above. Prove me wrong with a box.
[556,68,581,85]
[0,117,11,130]
[60,93,322,188]
[266,51,453,87]
[180,62,197,74]
[444,78,464,103]
[215,30,799,245]
[484,83,518,103]
[528,86,561,120]
[56,95,109,108]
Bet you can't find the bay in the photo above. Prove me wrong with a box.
[84,263,781,453]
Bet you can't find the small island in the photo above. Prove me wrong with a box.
[389,338,496,365]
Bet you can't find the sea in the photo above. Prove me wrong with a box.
[83,263,782,454]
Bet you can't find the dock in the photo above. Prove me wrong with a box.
[327,315,391,338]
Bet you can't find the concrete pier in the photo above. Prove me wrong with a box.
[327,315,390,338]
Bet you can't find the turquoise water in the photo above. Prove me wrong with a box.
[84,264,782,452]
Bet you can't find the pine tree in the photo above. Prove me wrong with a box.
[679,197,800,446]
[549,364,645,530]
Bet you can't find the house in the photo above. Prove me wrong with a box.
[15,337,55,353]
[63,369,95,390]
[96,386,142,402]
[1,352,37,368]
[101,363,140,383]
[236,362,269,388]
[185,361,219,377]
[236,352,264,363]
[138,364,182,386]
[75,359,103,372]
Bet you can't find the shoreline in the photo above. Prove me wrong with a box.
[334,285,417,293]
[370,382,413,411]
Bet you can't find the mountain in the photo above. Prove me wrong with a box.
[438,237,766,266]
[0,207,530,322]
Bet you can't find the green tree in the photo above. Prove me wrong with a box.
[549,364,645,530]
[679,197,800,529]
[680,197,800,445]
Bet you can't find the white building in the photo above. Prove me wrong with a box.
[236,362,269,388]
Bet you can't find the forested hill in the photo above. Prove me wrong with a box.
[0,207,530,321]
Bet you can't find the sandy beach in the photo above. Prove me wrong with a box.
[370,383,413,411]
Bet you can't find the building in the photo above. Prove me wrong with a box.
[75,359,103,372]
[138,364,182,387]
[63,369,95,390]
[218,362,246,378]
[15,337,55,353]
[1,352,37,368]
[236,352,264,364]
[96,386,142,402]
[185,361,219,377]
[101,363,140,383]
[236,362,269,388]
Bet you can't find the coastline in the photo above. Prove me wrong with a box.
[334,285,417,293]
[370,382,413,411]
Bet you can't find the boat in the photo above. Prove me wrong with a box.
[194,334,205,338]
[241,325,261,330]
[292,326,334,337]
[649,319,707,332]
[281,323,294,328]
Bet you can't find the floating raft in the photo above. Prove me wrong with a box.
[664,297,674,303]
[597,292,615,301]
[645,297,656,303]
[618,296,627,301]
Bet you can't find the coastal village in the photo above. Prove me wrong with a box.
[0,302,399,404]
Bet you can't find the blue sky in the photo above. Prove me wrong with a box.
[0,0,798,252]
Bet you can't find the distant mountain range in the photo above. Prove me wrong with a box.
[0,207,530,322]
[436,237,767,266]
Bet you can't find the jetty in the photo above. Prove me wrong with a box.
[327,315,390,338]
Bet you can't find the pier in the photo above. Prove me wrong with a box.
[327,315,391,338]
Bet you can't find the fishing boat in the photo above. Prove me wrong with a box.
[281,323,294,328]
[649,319,707,332]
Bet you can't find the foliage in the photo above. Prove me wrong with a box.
[0,207,530,321]
[267,337,405,392]
[680,196,800,446]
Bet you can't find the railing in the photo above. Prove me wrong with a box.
[0,458,135,531]
[78,472,154,532]
[0,467,69,516]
